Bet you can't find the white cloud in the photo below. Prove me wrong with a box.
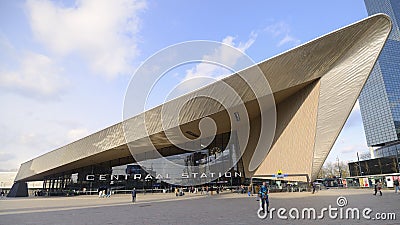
[225,31,258,52]
[340,144,364,154]
[0,117,94,170]
[0,152,16,162]
[0,34,14,52]
[265,21,300,47]
[277,34,301,47]
[169,33,257,95]
[0,51,68,98]
[67,128,89,142]
[20,133,37,145]
[184,32,257,82]
[25,0,146,79]
[264,21,290,37]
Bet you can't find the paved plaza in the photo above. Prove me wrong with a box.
[0,188,399,225]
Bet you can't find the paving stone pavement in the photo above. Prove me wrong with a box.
[0,189,399,225]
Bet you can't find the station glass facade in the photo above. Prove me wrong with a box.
[41,131,245,195]
[348,156,398,177]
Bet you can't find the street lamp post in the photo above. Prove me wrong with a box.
[337,156,343,188]
[337,156,342,178]
[357,152,363,176]
[396,148,400,173]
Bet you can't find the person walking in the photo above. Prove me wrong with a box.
[106,188,111,198]
[258,182,269,214]
[132,188,137,203]
[312,182,316,194]
[373,181,383,196]
[377,181,383,196]
[394,179,399,193]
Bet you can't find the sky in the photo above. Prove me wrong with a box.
[0,0,371,171]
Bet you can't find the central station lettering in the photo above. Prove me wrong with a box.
[85,172,242,181]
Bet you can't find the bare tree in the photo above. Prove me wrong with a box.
[318,161,349,179]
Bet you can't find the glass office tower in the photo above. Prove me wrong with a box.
[359,0,400,152]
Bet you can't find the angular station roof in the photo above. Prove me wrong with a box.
[15,14,391,182]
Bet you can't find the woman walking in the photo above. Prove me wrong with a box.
[373,181,382,196]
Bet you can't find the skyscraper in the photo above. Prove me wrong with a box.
[359,0,400,158]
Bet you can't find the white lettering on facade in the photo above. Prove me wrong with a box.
[99,174,106,181]
[84,172,242,181]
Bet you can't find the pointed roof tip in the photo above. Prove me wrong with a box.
[309,13,393,181]
[306,13,393,50]
[367,13,392,33]
[369,13,392,24]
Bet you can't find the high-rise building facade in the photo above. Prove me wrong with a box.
[359,0,400,150]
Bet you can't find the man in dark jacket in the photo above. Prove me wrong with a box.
[132,188,137,203]
[394,179,399,193]
[258,182,269,213]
